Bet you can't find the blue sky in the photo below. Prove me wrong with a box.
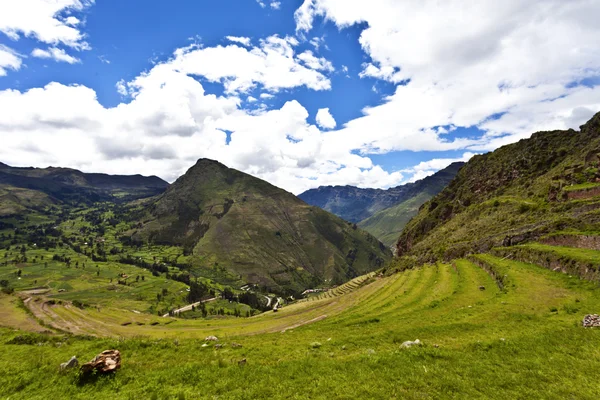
[0,0,599,193]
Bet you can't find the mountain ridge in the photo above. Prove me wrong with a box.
[132,158,392,295]
[395,111,600,264]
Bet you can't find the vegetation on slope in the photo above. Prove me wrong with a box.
[396,112,600,264]
[133,159,391,295]
[2,255,600,398]
[299,162,463,223]
[0,162,168,210]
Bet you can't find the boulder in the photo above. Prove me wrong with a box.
[59,356,78,371]
[583,314,600,327]
[400,339,422,348]
[205,335,218,341]
[80,350,121,374]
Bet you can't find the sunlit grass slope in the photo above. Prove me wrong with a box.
[2,255,600,399]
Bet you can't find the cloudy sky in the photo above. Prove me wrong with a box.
[0,0,599,194]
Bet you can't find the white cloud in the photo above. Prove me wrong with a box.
[0,0,93,49]
[402,152,475,182]
[270,2,281,10]
[115,79,129,97]
[297,50,334,72]
[31,47,80,64]
[225,36,251,47]
[315,108,336,129]
[295,0,600,154]
[168,35,332,94]
[2,1,600,196]
[256,1,266,8]
[0,45,22,76]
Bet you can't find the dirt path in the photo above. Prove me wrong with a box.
[162,297,217,317]
[20,288,51,296]
[280,314,328,333]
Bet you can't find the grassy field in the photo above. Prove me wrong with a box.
[1,251,600,399]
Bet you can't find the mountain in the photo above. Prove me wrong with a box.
[0,163,168,214]
[298,163,463,246]
[132,159,391,294]
[396,112,600,264]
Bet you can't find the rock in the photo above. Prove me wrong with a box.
[479,286,486,291]
[215,344,225,349]
[201,343,209,347]
[80,350,121,375]
[583,314,600,327]
[59,356,78,371]
[400,339,422,348]
[238,358,247,366]
[231,342,243,348]
[205,335,218,341]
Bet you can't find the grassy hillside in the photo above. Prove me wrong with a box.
[396,112,600,264]
[0,163,168,209]
[2,250,600,398]
[299,162,463,223]
[358,191,433,248]
[134,159,391,295]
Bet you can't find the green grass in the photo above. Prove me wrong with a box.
[516,242,600,264]
[2,256,600,398]
[358,192,431,247]
[563,182,600,192]
[0,246,189,313]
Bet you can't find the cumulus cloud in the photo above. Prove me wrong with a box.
[297,50,334,72]
[402,153,475,183]
[270,2,281,10]
[225,36,251,47]
[315,108,336,129]
[167,35,332,94]
[0,45,22,76]
[31,47,80,64]
[0,0,93,49]
[2,1,600,196]
[295,0,600,155]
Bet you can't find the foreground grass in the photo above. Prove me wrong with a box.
[1,258,600,399]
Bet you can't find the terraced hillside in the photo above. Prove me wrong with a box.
[396,112,600,264]
[2,237,600,398]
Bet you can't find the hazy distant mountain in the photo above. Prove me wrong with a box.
[299,163,464,246]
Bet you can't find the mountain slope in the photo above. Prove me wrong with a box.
[0,163,168,213]
[358,190,432,247]
[299,163,463,246]
[133,159,392,294]
[299,163,463,223]
[396,111,600,264]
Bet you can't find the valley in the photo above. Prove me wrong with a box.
[1,114,600,399]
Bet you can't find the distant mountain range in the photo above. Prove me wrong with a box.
[0,162,168,215]
[0,159,391,295]
[299,162,464,246]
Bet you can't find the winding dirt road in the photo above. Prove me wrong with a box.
[162,297,217,317]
